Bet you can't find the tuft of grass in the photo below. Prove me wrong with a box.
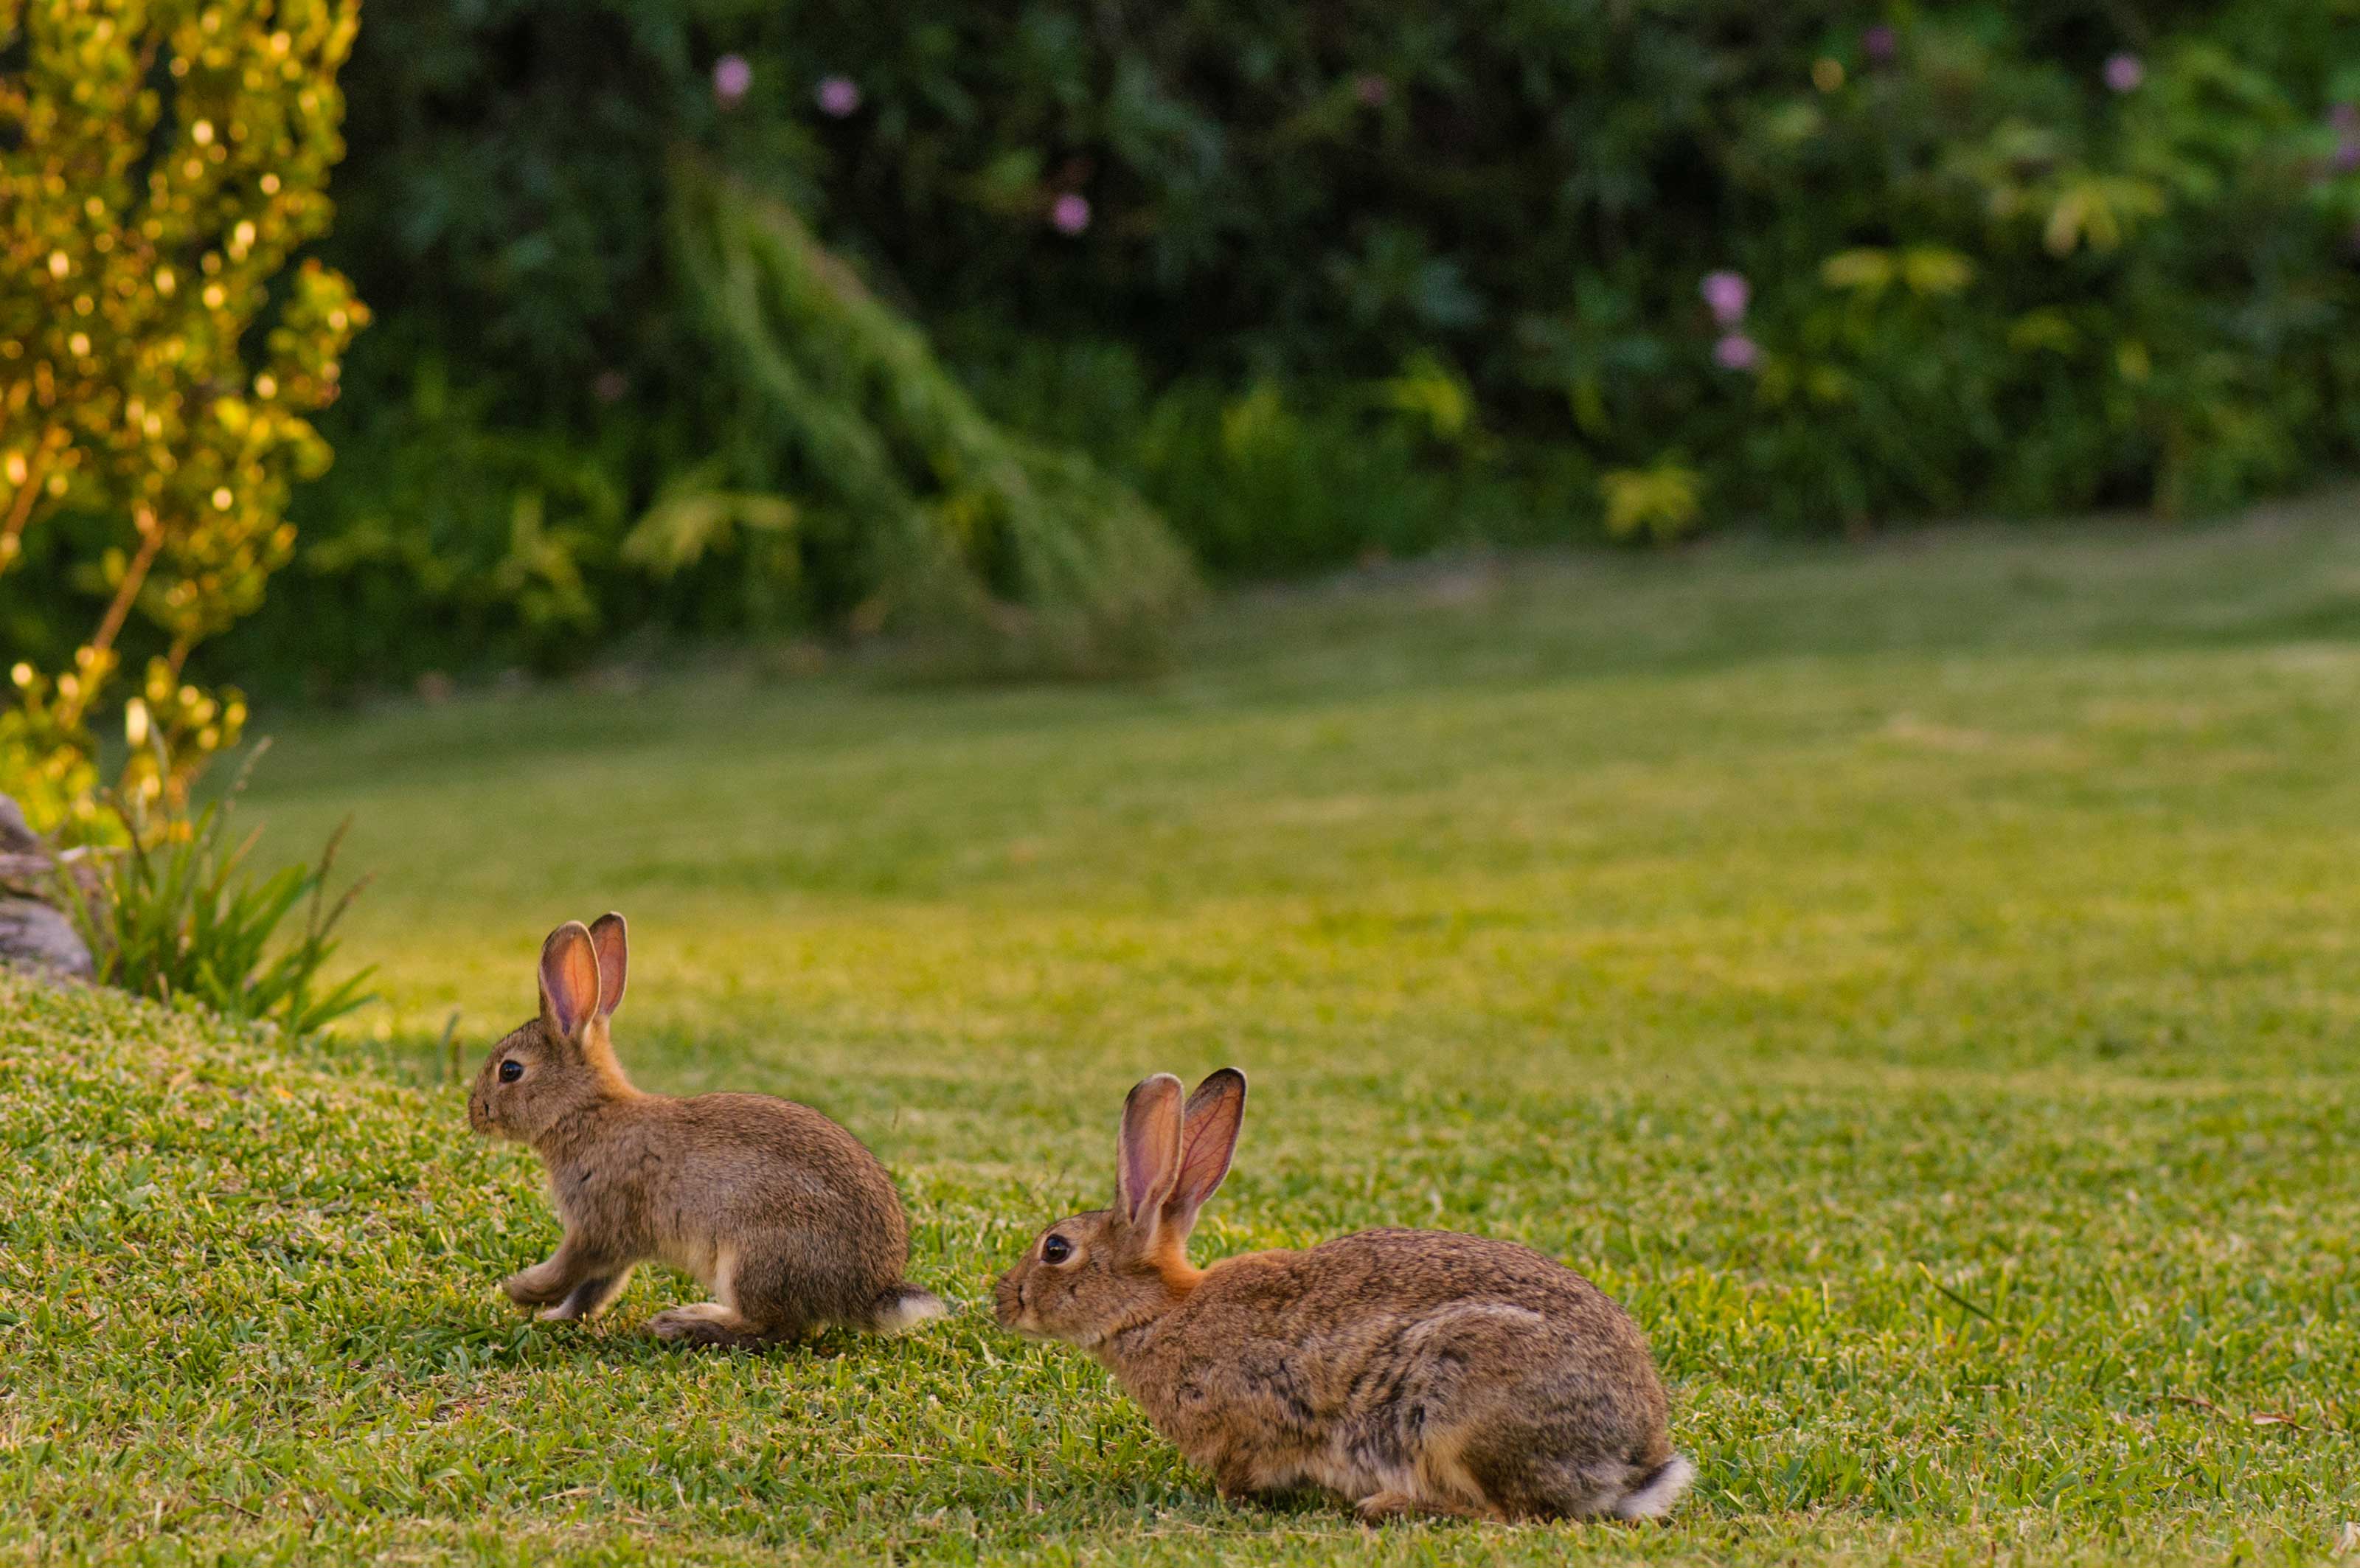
[61,745,376,1038]
[7,497,2360,1563]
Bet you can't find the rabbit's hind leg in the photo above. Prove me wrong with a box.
[1401,1305,1656,1522]
[1453,1412,1635,1521]
[1354,1488,1497,1523]
[650,1244,805,1347]
[1383,1424,1509,1522]
[647,1300,780,1347]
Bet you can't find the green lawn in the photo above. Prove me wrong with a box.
[7,497,2360,1564]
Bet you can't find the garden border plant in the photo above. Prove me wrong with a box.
[55,739,376,1036]
[0,0,372,1028]
[0,0,364,828]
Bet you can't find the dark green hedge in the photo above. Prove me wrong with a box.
[211,1,2360,684]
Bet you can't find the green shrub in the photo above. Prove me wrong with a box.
[956,338,1540,575]
[59,744,375,1038]
[23,0,2360,695]
[666,162,1198,673]
[0,0,366,829]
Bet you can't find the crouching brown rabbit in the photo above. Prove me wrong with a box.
[468,914,941,1347]
[994,1068,1692,1522]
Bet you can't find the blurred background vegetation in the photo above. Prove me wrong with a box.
[249,0,2360,693]
[9,0,2360,745]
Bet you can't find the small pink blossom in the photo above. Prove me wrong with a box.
[1862,25,1897,64]
[1712,333,1760,372]
[815,75,861,118]
[2103,53,2143,94]
[712,55,752,106]
[2330,105,2360,175]
[1700,269,1750,327]
[1049,192,1092,235]
[591,370,628,404]
[1352,72,1391,108]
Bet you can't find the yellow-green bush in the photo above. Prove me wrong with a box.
[0,0,364,832]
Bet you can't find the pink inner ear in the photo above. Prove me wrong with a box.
[589,916,627,1016]
[1173,1086,1242,1217]
[541,929,600,1037]
[1119,1077,1184,1223]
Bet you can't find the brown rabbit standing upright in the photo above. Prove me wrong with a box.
[995,1069,1692,1522]
[468,914,941,1346]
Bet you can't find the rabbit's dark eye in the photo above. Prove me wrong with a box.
[498,1059,524,1084]
[1041,1234,1073,1265]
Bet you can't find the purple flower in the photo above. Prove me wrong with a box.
[1700,270,1750,327]
[1352,72,1391,108]
[712,55,752,107]
[2103,53,2143,94]
[814,74,861,118]
[1862,25,1897,65]
[2330,105,2360,175]
[1049,192,1092,235]
[1712,333,1760,372]
[591,370,628,404]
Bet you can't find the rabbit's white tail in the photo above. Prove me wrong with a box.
[868,1283,948,1333]
[1612,1454,1695,1520]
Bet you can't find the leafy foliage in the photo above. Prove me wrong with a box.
[16,0,2360,697]
[0,0,365,830]
[248,0,2360,687]
[1601,462,1706,545]
[59,743,374,1037]
[668,163,1198,673]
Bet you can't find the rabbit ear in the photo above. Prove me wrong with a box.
[1116,1074,1185,1228]
[588,912,628,1018]
[1164,1068,1246,1237]
[538,921,601,1042]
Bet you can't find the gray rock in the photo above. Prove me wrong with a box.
[0,894,92,979]
[0,791,94,979]
[0,792,41,884]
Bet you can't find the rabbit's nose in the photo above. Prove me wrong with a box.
[991,1269,1025,1325]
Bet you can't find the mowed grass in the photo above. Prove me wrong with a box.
[7,496,2360,1564]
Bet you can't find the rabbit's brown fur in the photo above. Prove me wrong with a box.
[469,915,940,1347]
[995,1069,1692,1522]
